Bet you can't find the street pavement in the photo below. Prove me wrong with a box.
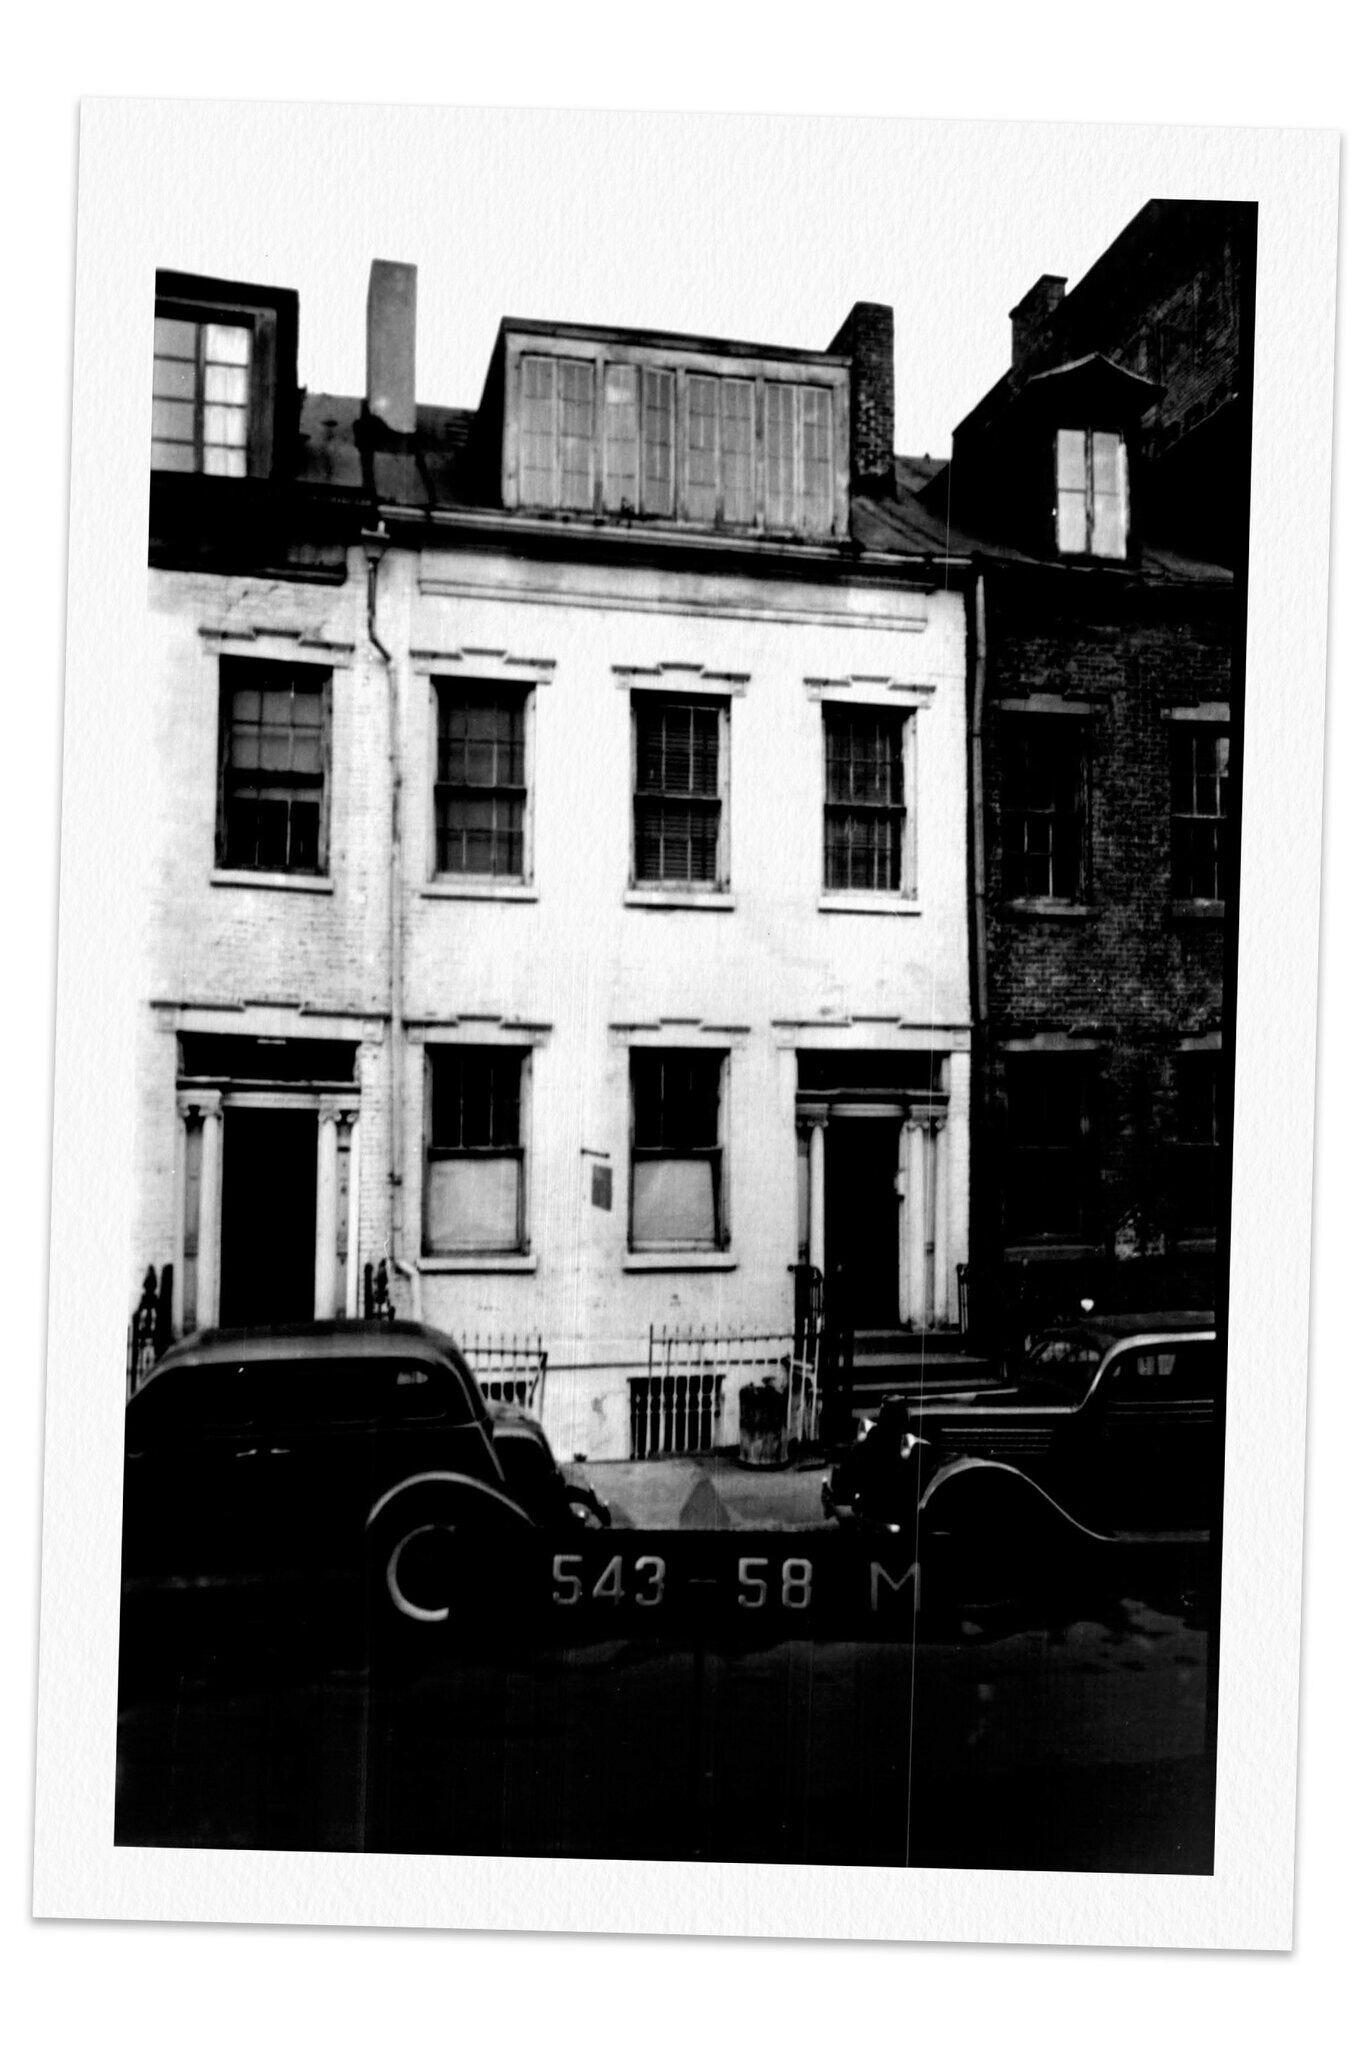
[577,1450,832,1531]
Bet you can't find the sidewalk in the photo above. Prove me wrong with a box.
[578,1450,832,1532]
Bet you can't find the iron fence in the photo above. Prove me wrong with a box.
[460,1333,548,1416]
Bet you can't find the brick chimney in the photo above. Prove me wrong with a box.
[1009,274,1066,368]
[828,300,895,496]
[366,259,417,434]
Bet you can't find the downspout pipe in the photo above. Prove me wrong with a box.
[362,525,410,1316]
[969,564,989,1028]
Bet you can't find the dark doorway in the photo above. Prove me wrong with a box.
[218,1107,318,1328]
[825,1115,902,1329]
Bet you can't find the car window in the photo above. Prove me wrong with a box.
[239,1358,462,1425]
[1107,1345,1216,1398]
[1018,1335,1104,1400]
[126,1365,251,1443]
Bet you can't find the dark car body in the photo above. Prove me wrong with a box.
[487,1404,611,1534]
[121,1320,512,1582]
[827,1311,1222,1539]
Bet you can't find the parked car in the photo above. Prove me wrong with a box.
[824,1311,1222,1539]
[486,1403,611,1534]
[122,1320,535,1589]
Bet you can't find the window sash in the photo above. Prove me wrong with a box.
[425,1049,526,1253]
[218,661,328,874]
[1171,730,1230,900]
[634,698,724,887]
[425,1152,525,1253]
[822,708,905,891]
[1055,428,1128,559]
[766,382,834,533]
[1004,1061,1094,1240]
[1000,724,1087,900]
[435,688,528,879]
[152,315,254,477]
[630,1153,722,1251]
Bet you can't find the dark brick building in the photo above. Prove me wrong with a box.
[919,200,1254,1348]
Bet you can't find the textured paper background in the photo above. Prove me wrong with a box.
[31,98,1338,1951]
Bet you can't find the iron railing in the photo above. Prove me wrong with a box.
[461,1333,548,1415]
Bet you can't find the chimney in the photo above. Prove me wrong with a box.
[1009,274,1066,368]
[828,300,894,495]
[366,259,417,434]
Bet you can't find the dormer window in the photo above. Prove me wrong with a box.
[504,334,846,537]
[153,316,254,475]
[1055,428,1128,559]
[150,273,297,483]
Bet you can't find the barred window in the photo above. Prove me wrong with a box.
[630,1050,725,1252]
[218,658,328,874]
[823,706,906,892]
[633,696,725,888]
[1171,728,1230,901]
[152,315,254,476]
[434,686,527,880]
[1004,1055,1095,1242]
[999,719,1087,902]
[1055,428,1129,559]
[425,1048,527,1254]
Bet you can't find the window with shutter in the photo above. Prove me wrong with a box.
[822,706,906,892]
[633,696,726,888]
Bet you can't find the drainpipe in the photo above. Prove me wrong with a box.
[362,526,409,1314]
[969,565,989,1027]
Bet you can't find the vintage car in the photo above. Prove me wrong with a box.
[485,1403,612,1535]
[122,1319,537,1588]
[824,1310,1222,1540]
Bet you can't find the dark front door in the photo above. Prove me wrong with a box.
[218,1106,318,1328]
[825,1116,902,1330]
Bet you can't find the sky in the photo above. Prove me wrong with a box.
[136,104,1185,456]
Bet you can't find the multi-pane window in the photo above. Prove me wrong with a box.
[218,658,328,874]
[1169,1054,1225,1238]
[152,316,253,476]
[823,707,906,892]
[999,719,1087,901]
[520,356,595,511]
[1055,428,1128,559]
[766,383,834,533]
[513,348,837,532]
[424,1048,527,1254]
[1171,728,1230,901]
[633,697,724,888]
[1003,1056,1094,1241]
[434,686,527,880]
[630,1050,725,1252]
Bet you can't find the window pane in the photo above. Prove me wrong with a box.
[765,382,796,527]
[683,376,720,520]
[520,355,557,505]
[426,1156,522,1252]
[154,316,198,359]
[603,362,640,511]
[153,356,196,400]
[151,398,195,443]
[1092,432,1123,494]
[558,359,595,510]
[1056,488,1088,553]
[632,1158,717,1249]
[203,403,249,448]
[206,323,251,367]
[719,379,756,524]
[151,440,196,472]
[1056,428,1087,489]
[1091,488,1126,558]
[642,367,675,516]
[203,445,248,477]
[204,362,250,406]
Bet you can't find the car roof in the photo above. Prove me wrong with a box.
[1041,1310,1217,1348]
[145,1319,474,1379]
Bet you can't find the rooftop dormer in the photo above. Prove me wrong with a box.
[152,270,299,482]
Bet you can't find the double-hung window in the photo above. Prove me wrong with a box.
[218,657,329,874]
[999,719,1088,902]
[434,685,528,880]
[630,1050,726,1252]
[153,315,254,477]
[633,696,725,889]
[1169,1053,1225,1239]
[1055,428,1128,559]
[424,1048,527,1254]
[1004,1055,1094,1242]
[823,706,906,892]
[1170,727,1230,902]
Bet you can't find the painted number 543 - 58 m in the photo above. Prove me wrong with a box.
[550,1554,814,1610]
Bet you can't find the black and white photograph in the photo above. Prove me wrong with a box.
[31,96,1338,1950]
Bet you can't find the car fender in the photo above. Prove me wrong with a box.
[365,1471,537,1626]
